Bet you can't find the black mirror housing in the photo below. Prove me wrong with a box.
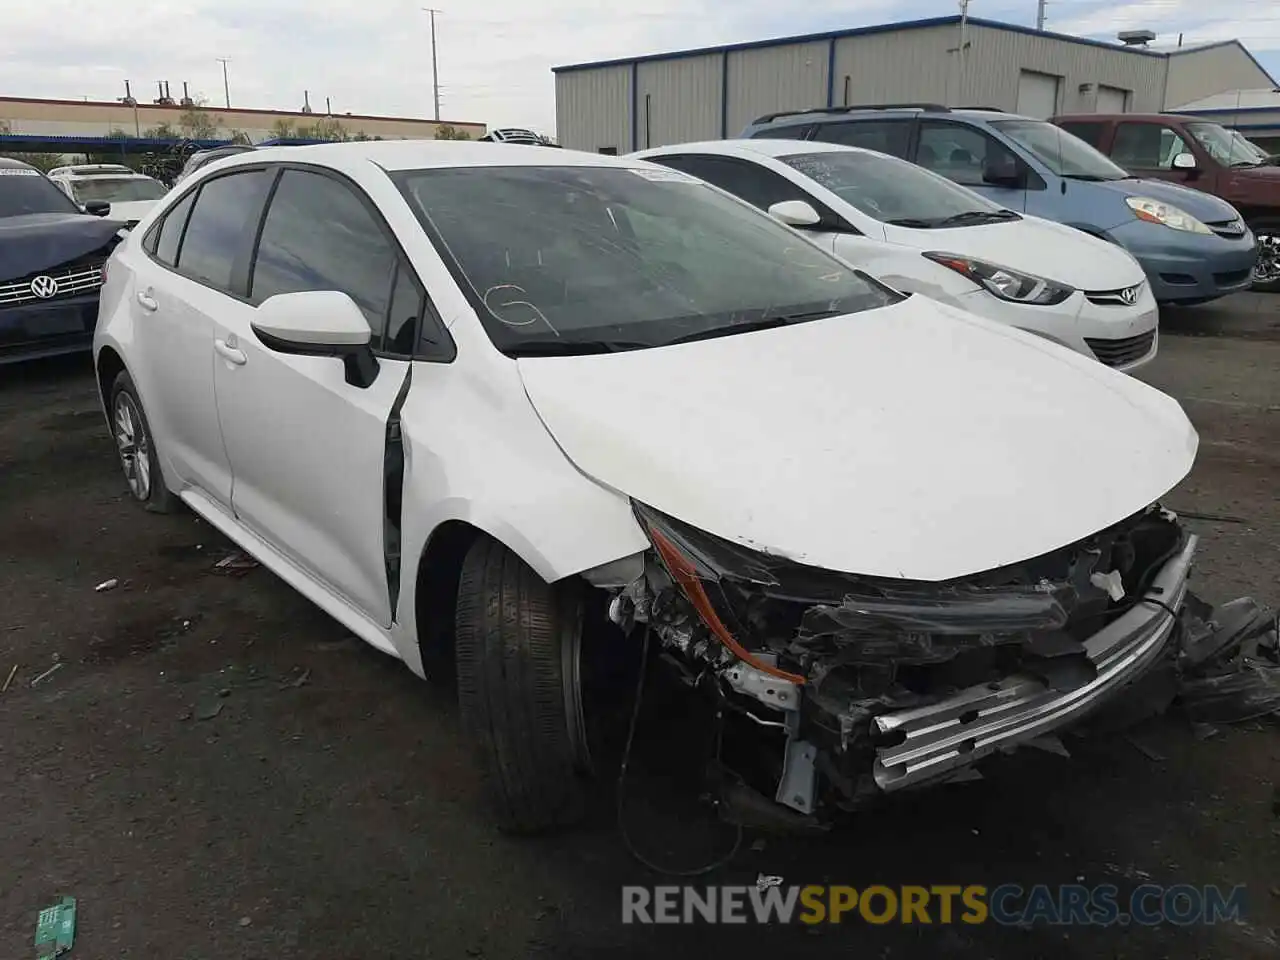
[84,200,111,217]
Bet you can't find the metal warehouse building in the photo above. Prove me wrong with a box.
[553,15,1276,153]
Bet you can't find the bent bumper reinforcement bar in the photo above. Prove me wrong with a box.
[871,534,1198,792]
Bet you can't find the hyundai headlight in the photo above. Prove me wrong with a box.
[1125,197,1212,235]
[922,253,1075,306]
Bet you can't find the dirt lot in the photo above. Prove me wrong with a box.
[2,296,1278,959]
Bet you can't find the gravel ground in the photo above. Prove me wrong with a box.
[2,296,1278,958]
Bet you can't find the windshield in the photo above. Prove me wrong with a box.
[70,177,166,203]
[993,119,1130,180]
[393,165,899,356]
[1187,122,1268,167]
[0,168,81,217]
[780,150,1016,227]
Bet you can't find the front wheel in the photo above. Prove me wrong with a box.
[454,537,590,834]
[1250,219,1280,292]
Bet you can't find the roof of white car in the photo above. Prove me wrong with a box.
[216,139,659,174]
[631,139,873,161]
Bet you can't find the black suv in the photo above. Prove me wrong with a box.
[0,158,124,363]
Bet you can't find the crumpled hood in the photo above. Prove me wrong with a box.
[884,215,1145,290]
[518,296,1197,581]
[1098,177,1242,223]
[0,213,123,282]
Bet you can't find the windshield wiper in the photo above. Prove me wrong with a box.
[665,310,841,346]
[936,210,1020,226]
[509,339,654,357]
[1229,160,1262,168]
[884,217,940,228]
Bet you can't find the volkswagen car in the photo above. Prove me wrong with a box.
[1,158,123,364]
[96,141,1206,832]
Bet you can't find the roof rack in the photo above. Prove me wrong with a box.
[752,102,951,124]
[954,105,1006,112]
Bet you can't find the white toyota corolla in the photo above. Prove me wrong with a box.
[96,141,1200,833]
[630,139,1160,372]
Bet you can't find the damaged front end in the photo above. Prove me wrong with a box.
[605,501,1223,823]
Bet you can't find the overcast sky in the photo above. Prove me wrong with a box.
[3,0,1277,133]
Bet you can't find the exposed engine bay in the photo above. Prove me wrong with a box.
[592,502,1278,826]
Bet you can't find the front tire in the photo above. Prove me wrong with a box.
[109,371,175,513]
[1250,219,1280,293]
[454,537,589,834]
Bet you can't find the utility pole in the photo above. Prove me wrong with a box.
[216,58,231,108]
[1036,0,1047,31]
[423,8,441,121]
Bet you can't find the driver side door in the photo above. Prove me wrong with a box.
[212,167,431,628]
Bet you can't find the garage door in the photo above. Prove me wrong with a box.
[1016,71,1061,119]
[1097,85,1130,113]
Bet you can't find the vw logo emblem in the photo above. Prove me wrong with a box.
[30,275,59,299]
[1120,285,1139,305]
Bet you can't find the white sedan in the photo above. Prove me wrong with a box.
[96,141,1198,832]
[630,139,1159,372]
[47,164,167,228]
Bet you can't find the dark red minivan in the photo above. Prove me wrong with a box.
[1052,113,1279,291]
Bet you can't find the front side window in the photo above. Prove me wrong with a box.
[781,150,1014,227]
[1187,122,1267,167]
[991,119,1130,180]
[394,165,899,356]
[916,122,1017,186]
[0,168,80,217]
[250,169,420,353]
[176,170,273,292]
[70,177,166,203]
[812,120,912,159]
[1111,123,1191,170]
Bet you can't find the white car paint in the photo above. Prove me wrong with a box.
[629,139,1159,372]
[95,140,1194,682]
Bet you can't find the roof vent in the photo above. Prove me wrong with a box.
[1117,29,1157,47]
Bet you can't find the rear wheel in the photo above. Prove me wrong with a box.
[454,536,589,833]
[109,371,175,513]
[1250,219,1280,293]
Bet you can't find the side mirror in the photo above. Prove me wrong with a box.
[767,199,822,229]
[982,154,1023,188]
[1172,152,1197,170]
[250,290,380,388]
[83,200,111,216]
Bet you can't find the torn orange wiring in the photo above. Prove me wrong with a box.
[649,528,807,685]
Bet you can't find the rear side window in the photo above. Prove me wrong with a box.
[176,170,273,293]
[153,191,196,266]
[812,120,912,159]
[1058,121,1106,148]
[250,169,445,357]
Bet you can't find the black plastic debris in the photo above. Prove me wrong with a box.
[1177,595,1280,724]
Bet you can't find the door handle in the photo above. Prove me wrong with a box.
[214,339,247,365]
[136,290,158,311]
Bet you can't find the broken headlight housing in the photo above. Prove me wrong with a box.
[632,501,807,683]
[923,252,1074,306]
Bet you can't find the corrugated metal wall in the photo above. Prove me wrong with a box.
[954,26,1167,112]
[636,55,723,147]
[554,27,1270,150]
[555,65,631,152]
[725,41,829,134]
[1164,46,1275,109]
[831,25,955,107]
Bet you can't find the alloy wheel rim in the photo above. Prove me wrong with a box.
[1257,231,1280,284]
[113,394,151,500]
